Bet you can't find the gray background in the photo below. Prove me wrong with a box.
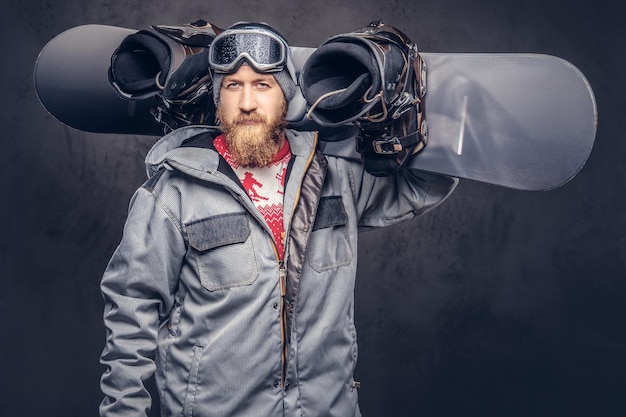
[1,0,624,416]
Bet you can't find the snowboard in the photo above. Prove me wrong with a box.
[34,24,597,191]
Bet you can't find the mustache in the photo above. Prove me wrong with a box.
[234,113,266,124]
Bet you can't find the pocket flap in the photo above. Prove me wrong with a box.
[313,196,347,230]
[187,213,251,252]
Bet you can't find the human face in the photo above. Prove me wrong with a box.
[216,65,287,167]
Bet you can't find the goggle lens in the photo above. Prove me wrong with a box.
[210,32,286,72]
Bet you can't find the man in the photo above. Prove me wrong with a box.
[99,22,457,417]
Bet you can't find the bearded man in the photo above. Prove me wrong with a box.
[99,22,457,417]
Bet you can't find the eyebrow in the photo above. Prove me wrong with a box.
[223,74,277,84]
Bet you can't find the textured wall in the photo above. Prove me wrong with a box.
[1,0,624,416]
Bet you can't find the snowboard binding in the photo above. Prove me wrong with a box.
[109,19,223,132]
[300,21,428,176]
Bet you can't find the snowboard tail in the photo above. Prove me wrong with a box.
[34,24,597,190]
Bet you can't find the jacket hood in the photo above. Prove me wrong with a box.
[144,125,317,178]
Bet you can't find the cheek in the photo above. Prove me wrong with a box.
[218,95,238,120]
[260,92,286,119]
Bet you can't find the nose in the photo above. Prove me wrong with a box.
[238,85,257,113]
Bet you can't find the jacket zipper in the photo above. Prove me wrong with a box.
[277,132,318,389]
[278,259,288,388]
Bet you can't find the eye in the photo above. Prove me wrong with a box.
[257,77,280,90]
[222,80,240,89]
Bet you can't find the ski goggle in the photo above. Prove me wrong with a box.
[208,27,296,82]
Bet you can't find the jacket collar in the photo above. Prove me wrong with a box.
[145,125,316,179]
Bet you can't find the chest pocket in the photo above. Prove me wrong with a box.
[307,196,353,272]
[186,213,259,291]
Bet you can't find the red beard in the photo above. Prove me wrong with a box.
[217,102,287,167]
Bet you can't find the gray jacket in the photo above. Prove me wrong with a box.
[100,126,457,417]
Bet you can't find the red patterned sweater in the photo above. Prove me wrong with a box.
[214,134,291,260]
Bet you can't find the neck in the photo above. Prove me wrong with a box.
[276,131,287,151]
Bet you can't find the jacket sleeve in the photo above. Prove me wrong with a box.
[99,185,186,417]
[349,162,458,228]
